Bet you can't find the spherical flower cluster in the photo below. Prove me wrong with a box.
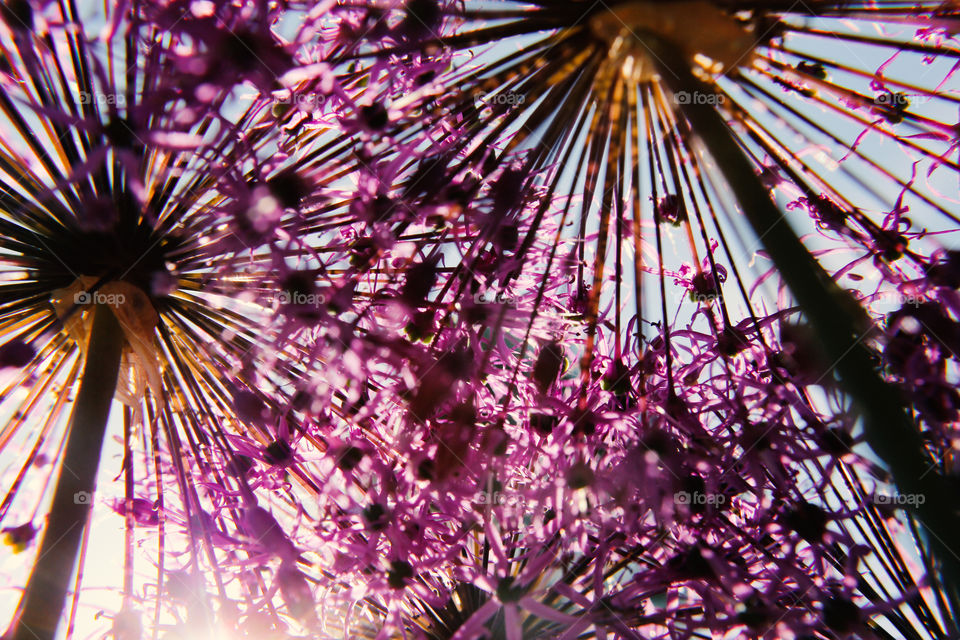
[1,1,959,639]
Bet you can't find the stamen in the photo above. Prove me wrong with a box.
[50,277,163,412]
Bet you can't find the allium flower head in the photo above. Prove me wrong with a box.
[0,0,358,636]
[294,0,960,638]
[2,0,960,639]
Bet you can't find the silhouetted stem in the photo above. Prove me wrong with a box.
[653,41,960,606]
[12,305,124,640]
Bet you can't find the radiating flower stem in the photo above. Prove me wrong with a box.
[11,305,125,640]
[652,38,960,607]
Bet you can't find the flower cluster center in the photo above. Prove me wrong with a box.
[589,0,757,80]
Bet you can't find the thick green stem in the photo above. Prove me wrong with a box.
[652,42,960,602]
[13,304,124,640]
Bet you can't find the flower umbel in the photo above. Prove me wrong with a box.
[1,0,960,639]
[0,0,355,636]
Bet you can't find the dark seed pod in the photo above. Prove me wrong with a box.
[532,341,564,393]
[782,502,829,542]
[336,446,364,471]
[360,103,389,130]
[263,440,294,466]
[267,170,309,209]
[401,257,439,307]
[387,560,414,589]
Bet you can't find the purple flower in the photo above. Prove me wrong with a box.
[2,1,960,639]
[0,0,358,635]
